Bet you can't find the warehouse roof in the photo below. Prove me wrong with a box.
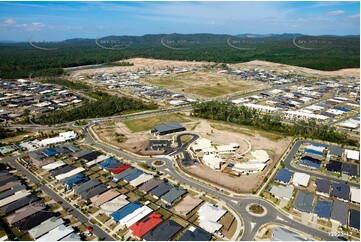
[28,217,64,239]
[293,191,314,213]
[331,200,348,225]
[330,182,350,200]
[314,200,332,219]
[143,219,183,241]
[179,226,212,241]
[129,212,163,238]
[161,187,187,205]
[275,169,294,184]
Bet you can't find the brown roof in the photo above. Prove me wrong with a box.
[90,189,120,206]
[0,181,21,193]
[6,204,45,225]
[138,178,162,193]
[174,195,203,215]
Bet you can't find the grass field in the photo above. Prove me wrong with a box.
[124,113,189,132]
[143,71,266,98]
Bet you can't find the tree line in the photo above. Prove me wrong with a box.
[192,101,358,147]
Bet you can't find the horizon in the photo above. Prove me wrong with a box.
[0,1,360,41]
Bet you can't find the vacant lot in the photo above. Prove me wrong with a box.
[142,70,267,98]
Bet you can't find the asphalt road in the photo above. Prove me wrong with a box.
[82,130,341,241]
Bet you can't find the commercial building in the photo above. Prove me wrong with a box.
[151,122,186,136]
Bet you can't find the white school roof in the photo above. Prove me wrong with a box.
[305,145,325,153]
[55,167,85,181]
[42,160,66,171]
[86,155,109,167]
[232,162,266,172]
[37,224,74,241]
[28,217,64,239]
[100,195,129,214]
[192,138,212,151]
[216,145,236,153]
[350,187,360,203]
[119,206,153,227]
[129,174,153,187]
[283,110,329,121]
[344,149,360,161]
[292,172,310,187]
[0,190,30,207]
[202,154,223,169]
[250,150,270,163]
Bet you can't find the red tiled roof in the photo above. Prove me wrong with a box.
[111,164,131,175]
[129,212,163,238]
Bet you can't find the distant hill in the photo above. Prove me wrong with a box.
[0,33,359,78]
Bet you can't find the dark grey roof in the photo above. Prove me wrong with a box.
[179,226,212,241]
[73,179,101,195]
[315,179,331,194]
[161,187,187,205]
[54,147,71,155]
[29,151,45,160]
[73,149,93,159]
[293,191,314,213]
[331,200,348,225]
[113,168,136,180]
[15,211,56,231]
[66,145,80,152]
[51,165,76,177]
[149,182,173,198]
[143,219,183,241]
[328,146,343,157]
[102,162,123,171]
[342,163,358,176]
[0,195,39,215]
[138,178,163,193]
[81,151,102,162]
[80,184,109,200]
[0,176,18,187]
[0,184,26,200]
[330,183,350,200]
[153,122,186,134]
[123,170,143,182]
[349,209,360,230]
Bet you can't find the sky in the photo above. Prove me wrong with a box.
[0,1,359,41]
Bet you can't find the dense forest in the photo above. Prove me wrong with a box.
[0,128,26,140]
[0,34,359,78]
[31,91,157,125]
[192,101,359,147]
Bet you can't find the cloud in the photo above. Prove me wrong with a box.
[326,10,345,16]
[3,18,15,26]
[349,14,360,19]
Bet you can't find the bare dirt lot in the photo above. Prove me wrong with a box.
[68,58,213,77]
[142,70,267,98]
[181,119,293,193]
[230,60,360,78]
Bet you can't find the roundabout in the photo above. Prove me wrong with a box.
[246,203,268,217]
